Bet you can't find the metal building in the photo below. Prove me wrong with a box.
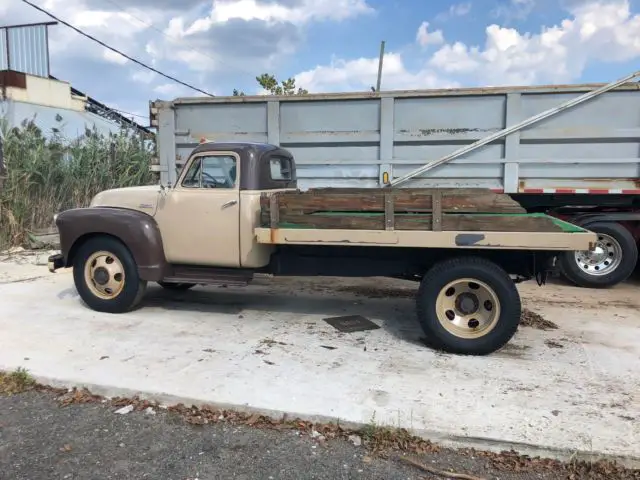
[0,21,54,78]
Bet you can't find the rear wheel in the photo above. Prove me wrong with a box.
[416,257,521,355]
[73,236,147,313]
[558,222,637,288]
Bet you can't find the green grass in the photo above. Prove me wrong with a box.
[0,117,155,249]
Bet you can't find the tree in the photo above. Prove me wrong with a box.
[233,73,308,96]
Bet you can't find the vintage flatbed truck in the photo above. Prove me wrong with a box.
[48,141,595,355]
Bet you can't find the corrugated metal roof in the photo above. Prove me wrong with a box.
[0,22,53,77]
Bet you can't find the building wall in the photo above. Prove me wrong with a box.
[3,74,86,111]
[0,71,121,139]
[1,100,121,139]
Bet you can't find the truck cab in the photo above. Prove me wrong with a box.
[148,142,295,269]
[72,141,296,270]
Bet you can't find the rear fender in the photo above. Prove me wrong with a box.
[55,207,168,281]
[568,212,640,227]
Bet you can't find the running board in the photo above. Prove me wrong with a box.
[161,265,254,286]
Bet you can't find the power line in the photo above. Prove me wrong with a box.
[20,0,214,97]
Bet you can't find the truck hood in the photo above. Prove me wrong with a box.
[90,185,162,216]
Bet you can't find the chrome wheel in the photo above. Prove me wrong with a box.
[84,250,126,299]
[574,233,622,276]
[435,278,501,339]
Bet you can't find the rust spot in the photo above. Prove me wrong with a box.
[287,130,376,138]
[398,128,498,137]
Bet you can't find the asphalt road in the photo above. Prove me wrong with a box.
[0,391,587,480]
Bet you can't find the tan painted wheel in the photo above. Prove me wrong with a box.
[435,278,501,339]
[83,250,126,299]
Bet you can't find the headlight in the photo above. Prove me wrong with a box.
[53,213,58,222]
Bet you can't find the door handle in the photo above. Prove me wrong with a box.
[221,200,238,209]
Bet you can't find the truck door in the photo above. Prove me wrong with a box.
[156,152,241,267]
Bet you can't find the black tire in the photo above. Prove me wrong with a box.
[73,236,147,313]
[158,282,196,291]
[416,257,521,356]
[558,222,637,289]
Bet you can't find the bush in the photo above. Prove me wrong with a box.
[0,118,154,249]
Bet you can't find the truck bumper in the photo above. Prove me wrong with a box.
[48,253,65,273]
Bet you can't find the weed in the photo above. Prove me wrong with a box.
[0,367,36,395]
[0,118,154,249]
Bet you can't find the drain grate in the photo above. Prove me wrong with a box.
[323,315,380,333]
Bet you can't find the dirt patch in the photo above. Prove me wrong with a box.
[520,309,559,330]
[545,340,565,349]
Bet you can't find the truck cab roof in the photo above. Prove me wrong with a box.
[185,141,297,191]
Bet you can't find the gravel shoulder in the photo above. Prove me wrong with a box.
[2,389,636,480]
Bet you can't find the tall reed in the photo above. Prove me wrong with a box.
[0,118,154,249]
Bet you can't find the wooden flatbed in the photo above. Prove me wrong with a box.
[257,188,596,251]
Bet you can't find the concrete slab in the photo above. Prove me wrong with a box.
[1,262,639,466]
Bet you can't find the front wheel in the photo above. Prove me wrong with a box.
[73,236,147,313]
[416,257,521,355]
[558,222,637,288]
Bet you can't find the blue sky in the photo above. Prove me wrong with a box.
[1,0,639,122]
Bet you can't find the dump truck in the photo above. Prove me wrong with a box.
[149,71,640,289]
[47,141,595,356]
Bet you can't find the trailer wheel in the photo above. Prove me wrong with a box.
[73,236,147,313]
[158,282,196,291]
[416,257,521,355]
[558,222,637,288]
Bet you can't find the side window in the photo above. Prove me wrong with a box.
[182,158,202,188]
[181,155,238,188]
[269,157,293,181]
[202,155,237,188]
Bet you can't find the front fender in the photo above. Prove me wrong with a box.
[55,207,168,281]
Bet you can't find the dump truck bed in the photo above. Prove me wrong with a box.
[152,82,640,193]
[255,188,596,251]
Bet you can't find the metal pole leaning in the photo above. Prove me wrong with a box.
[389,70,640,187]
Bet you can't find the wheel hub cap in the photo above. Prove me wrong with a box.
[575,233,622,276]
[83,251,125,299]
[93,267,110,285]
[455,292,479,315]
[435,279,501,339]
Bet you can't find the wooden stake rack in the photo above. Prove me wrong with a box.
[259,188,565,233]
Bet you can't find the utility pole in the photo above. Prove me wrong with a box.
[376,40,385,92]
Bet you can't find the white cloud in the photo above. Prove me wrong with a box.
[294,53,458,92]
[154,83,188,96]
[416,22,445,47]
[173,0,374,36]
[103,50,129,65]
[0,0,370,124]
[429,0,640,85]
[293,0,640,93]
[493,0,536,21]
[435,2,472,21]
[132,70,158,84]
